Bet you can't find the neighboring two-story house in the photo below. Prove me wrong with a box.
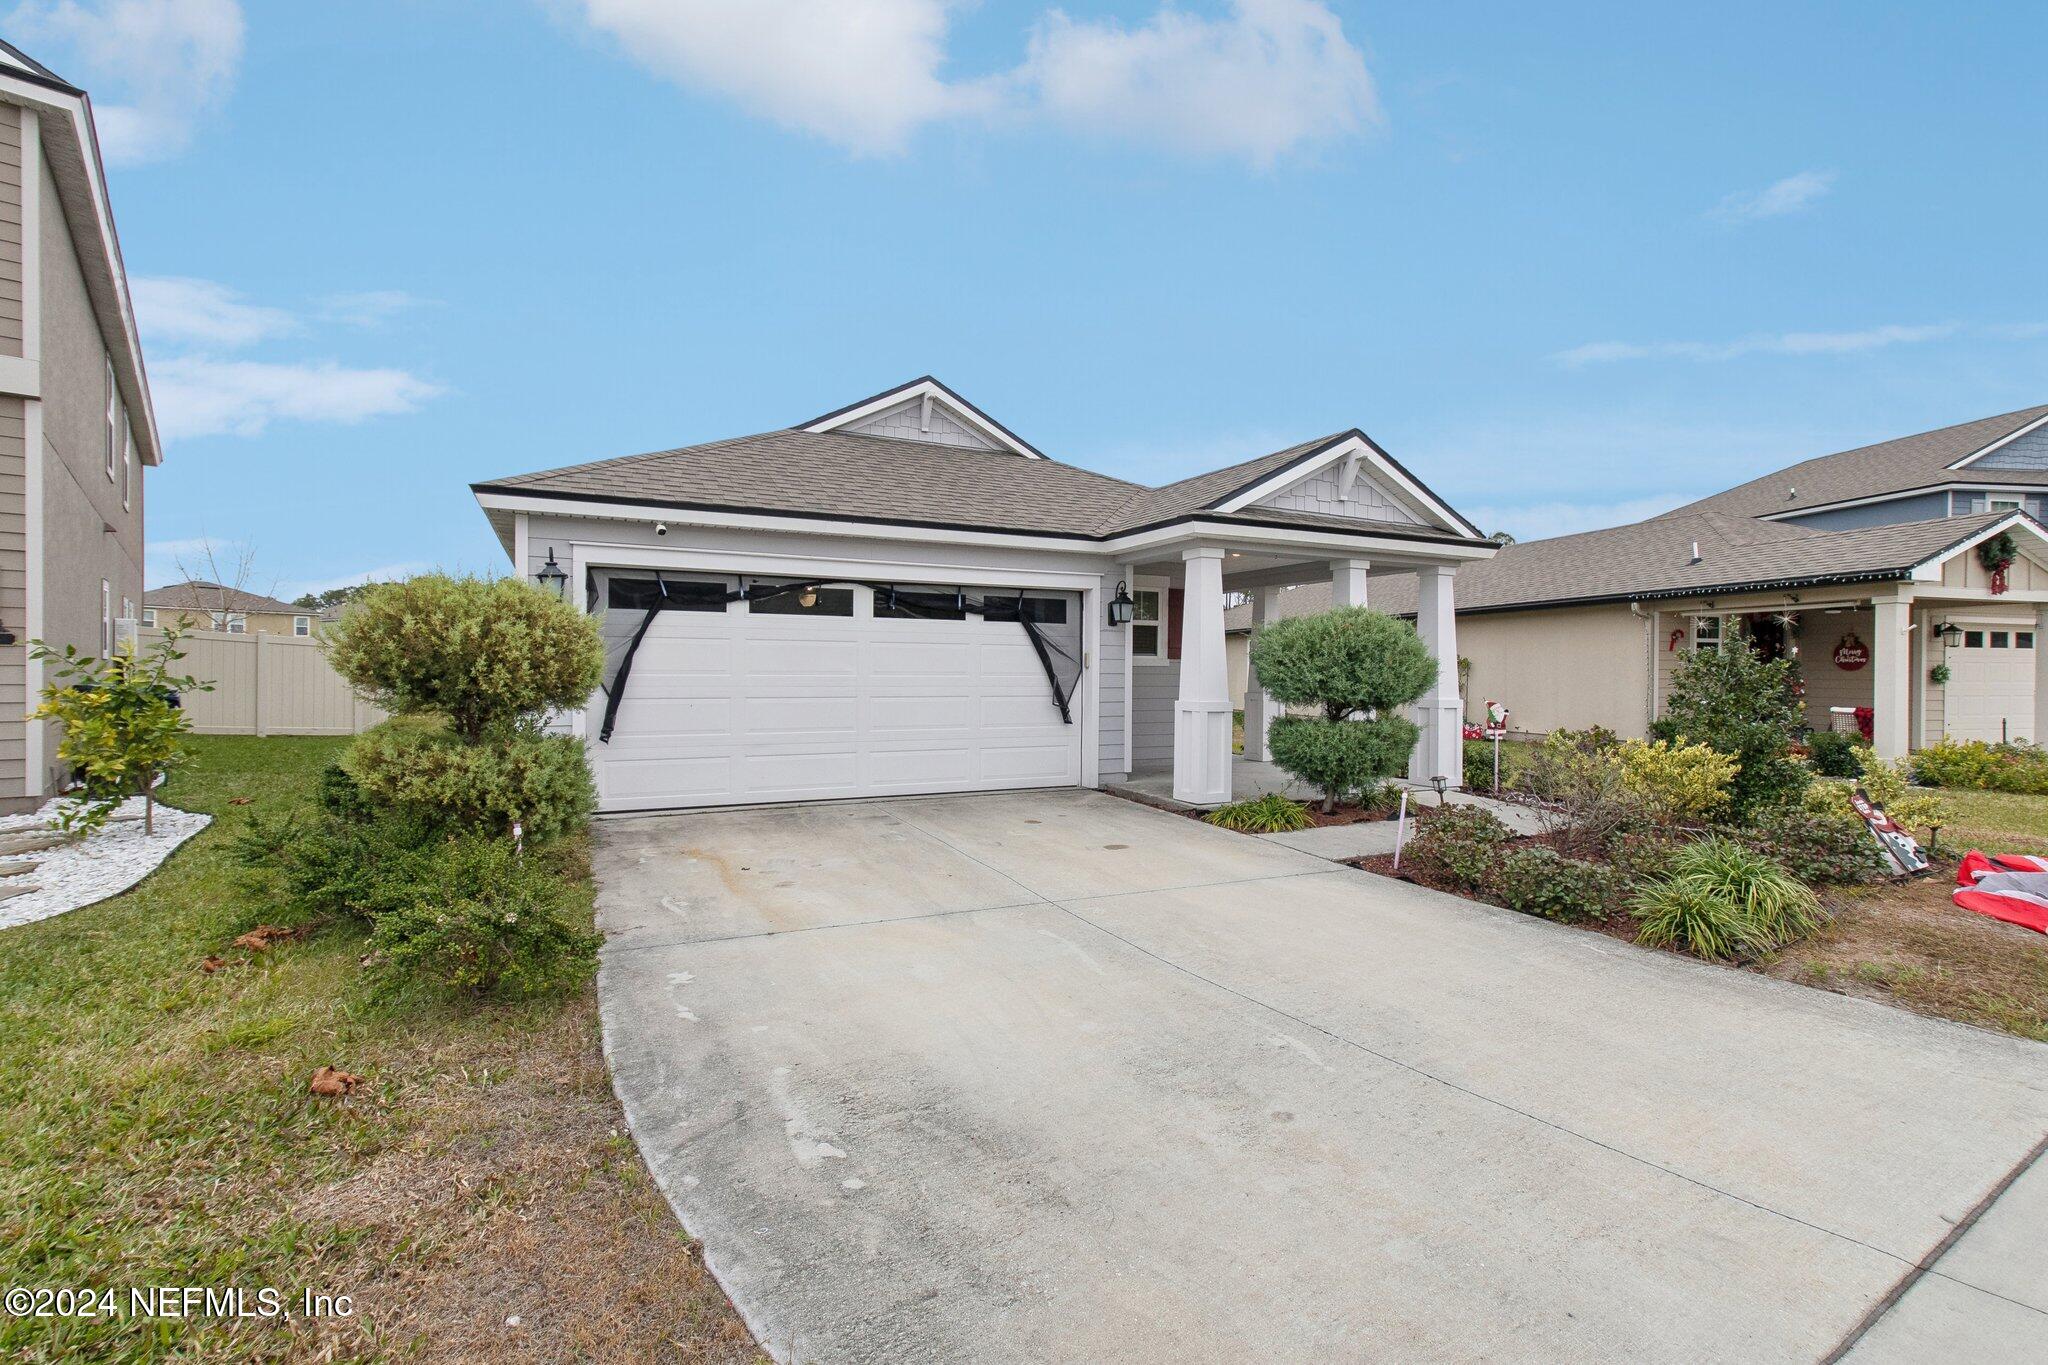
[0,41,160,810]
[1231,405,2048,761]
[143,581,317,638]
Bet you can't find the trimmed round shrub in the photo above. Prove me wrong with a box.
[1250,607,1438,718]
[1268,714,1419,811]
[325,575,604,741]
[343,717,594,840]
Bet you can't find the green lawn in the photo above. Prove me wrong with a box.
[0,737,756,1363]
[1937,788,2048,851]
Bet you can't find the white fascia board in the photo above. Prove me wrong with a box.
[1101,517,1500,562]
[1210,433,1480,537]
[569,538,1101,592]
[800,378,1043,458]
[1908,510,2044,582]
[0,71,159,465]
[1945,411,2048,470]
[476,491,1500,565]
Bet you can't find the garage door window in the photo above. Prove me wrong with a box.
[878,587,967,620]
[981,594,1069,625]
[1965,630,1984,648]
[609,576,730,611]
[2021,633,2036,649]
[1992,631,2011,648]
[747,579,854,616]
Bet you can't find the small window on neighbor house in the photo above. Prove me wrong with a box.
[1992,631,2011,648]
[213,611,246,634]
[294,615,311,637]
[122,426,133,511]
[101,580,112,656]
[1965,630,1985,648]
[141,607,156,627]
[875,587,964,620]
[750,579,855,616]
[2020,632,2036,650]
[981,593,1070,625]
[1131,586,1164,660]
[606,576,730,612]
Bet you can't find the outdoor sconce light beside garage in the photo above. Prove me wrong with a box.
[1934,621,1964,648]
[536,547,569,600]
[1108,580,1136,627]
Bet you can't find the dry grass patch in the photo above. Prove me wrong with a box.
[1766,873,2048,1042]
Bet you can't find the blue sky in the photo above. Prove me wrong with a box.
[11,1,2047,598]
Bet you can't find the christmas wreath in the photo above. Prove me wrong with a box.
[1979,531,2020,595]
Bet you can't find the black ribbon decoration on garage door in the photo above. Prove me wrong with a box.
[596,574,1081,744]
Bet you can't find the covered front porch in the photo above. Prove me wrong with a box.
[1120,540,1491,805]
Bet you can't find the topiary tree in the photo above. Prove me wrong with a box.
[322,576,603,841]
[1250,607,1438,812]
[324,575,603,742]
[1653,637,1807,821]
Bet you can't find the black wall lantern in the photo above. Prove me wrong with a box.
[1935,620,1964,648]
[536,547,568,600]
[1108,579,1136,627]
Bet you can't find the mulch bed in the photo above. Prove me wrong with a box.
[1348,839,1647,947]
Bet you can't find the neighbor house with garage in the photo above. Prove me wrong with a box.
[1230,404,2048,762]
[472,377,1497,812]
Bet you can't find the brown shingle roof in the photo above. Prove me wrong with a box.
[476,427,1478,542]
[1664,404,2048,521]
[144,581,303,615]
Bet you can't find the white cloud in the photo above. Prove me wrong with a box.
[1015,0,1378,165]
[572,0,983,155]
[12,0,244,165]
[316,290,426,328]
[131,275,294,347]
[1712,169,1835,223]
[566,0,1373,163]
[1553,324,1956,366]
[150,356,445,439]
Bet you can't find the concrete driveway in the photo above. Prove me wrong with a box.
[594,789,2048,1363]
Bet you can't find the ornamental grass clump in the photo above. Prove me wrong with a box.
[1253,608,1437,813]
[1632,837,1824,961]
[1205,793,1316,833]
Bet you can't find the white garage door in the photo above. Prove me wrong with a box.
[1944,624,2037,744]
[590,572,1083,811]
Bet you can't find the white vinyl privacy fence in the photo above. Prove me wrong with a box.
[142,628,387,736]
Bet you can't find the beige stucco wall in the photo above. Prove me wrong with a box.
[148,607,311,637]
[1460,604,1654,738]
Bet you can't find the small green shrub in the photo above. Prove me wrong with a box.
[1800,759,1950,841]
[1268,715,1419,813]
[1206,793,1315,833]
[1736,813,1886,886]
[1805,731,1869,779]
[1463,740,1496,792]
[342,717,594,841]
[1633,837,1824,960]
[1615,738,1735,821]
[1488,846,1618,923]
[1517,728,1647,857]
[1403,805,1514,889]
[1913,738,2048,795]
[368,838,599,998]
[232,805,454,924]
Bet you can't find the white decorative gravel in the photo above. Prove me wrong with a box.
[0,794,211,932]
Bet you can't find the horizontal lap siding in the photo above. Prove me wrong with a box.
[1131,661,1179,775]
[1098,617,1126,778]
[0,112,20,357]
[0,396,21,791]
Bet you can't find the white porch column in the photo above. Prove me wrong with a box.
[2034,606,2048,745]
[1407,565,1463,786]
[1173,547,1234,805]
[1331,558,1370,608]
[1871,597,1912,760]
[1242,585,1281,762]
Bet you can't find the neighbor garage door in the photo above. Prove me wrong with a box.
[1944,624,2037,744]
[590,571,1083,811]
